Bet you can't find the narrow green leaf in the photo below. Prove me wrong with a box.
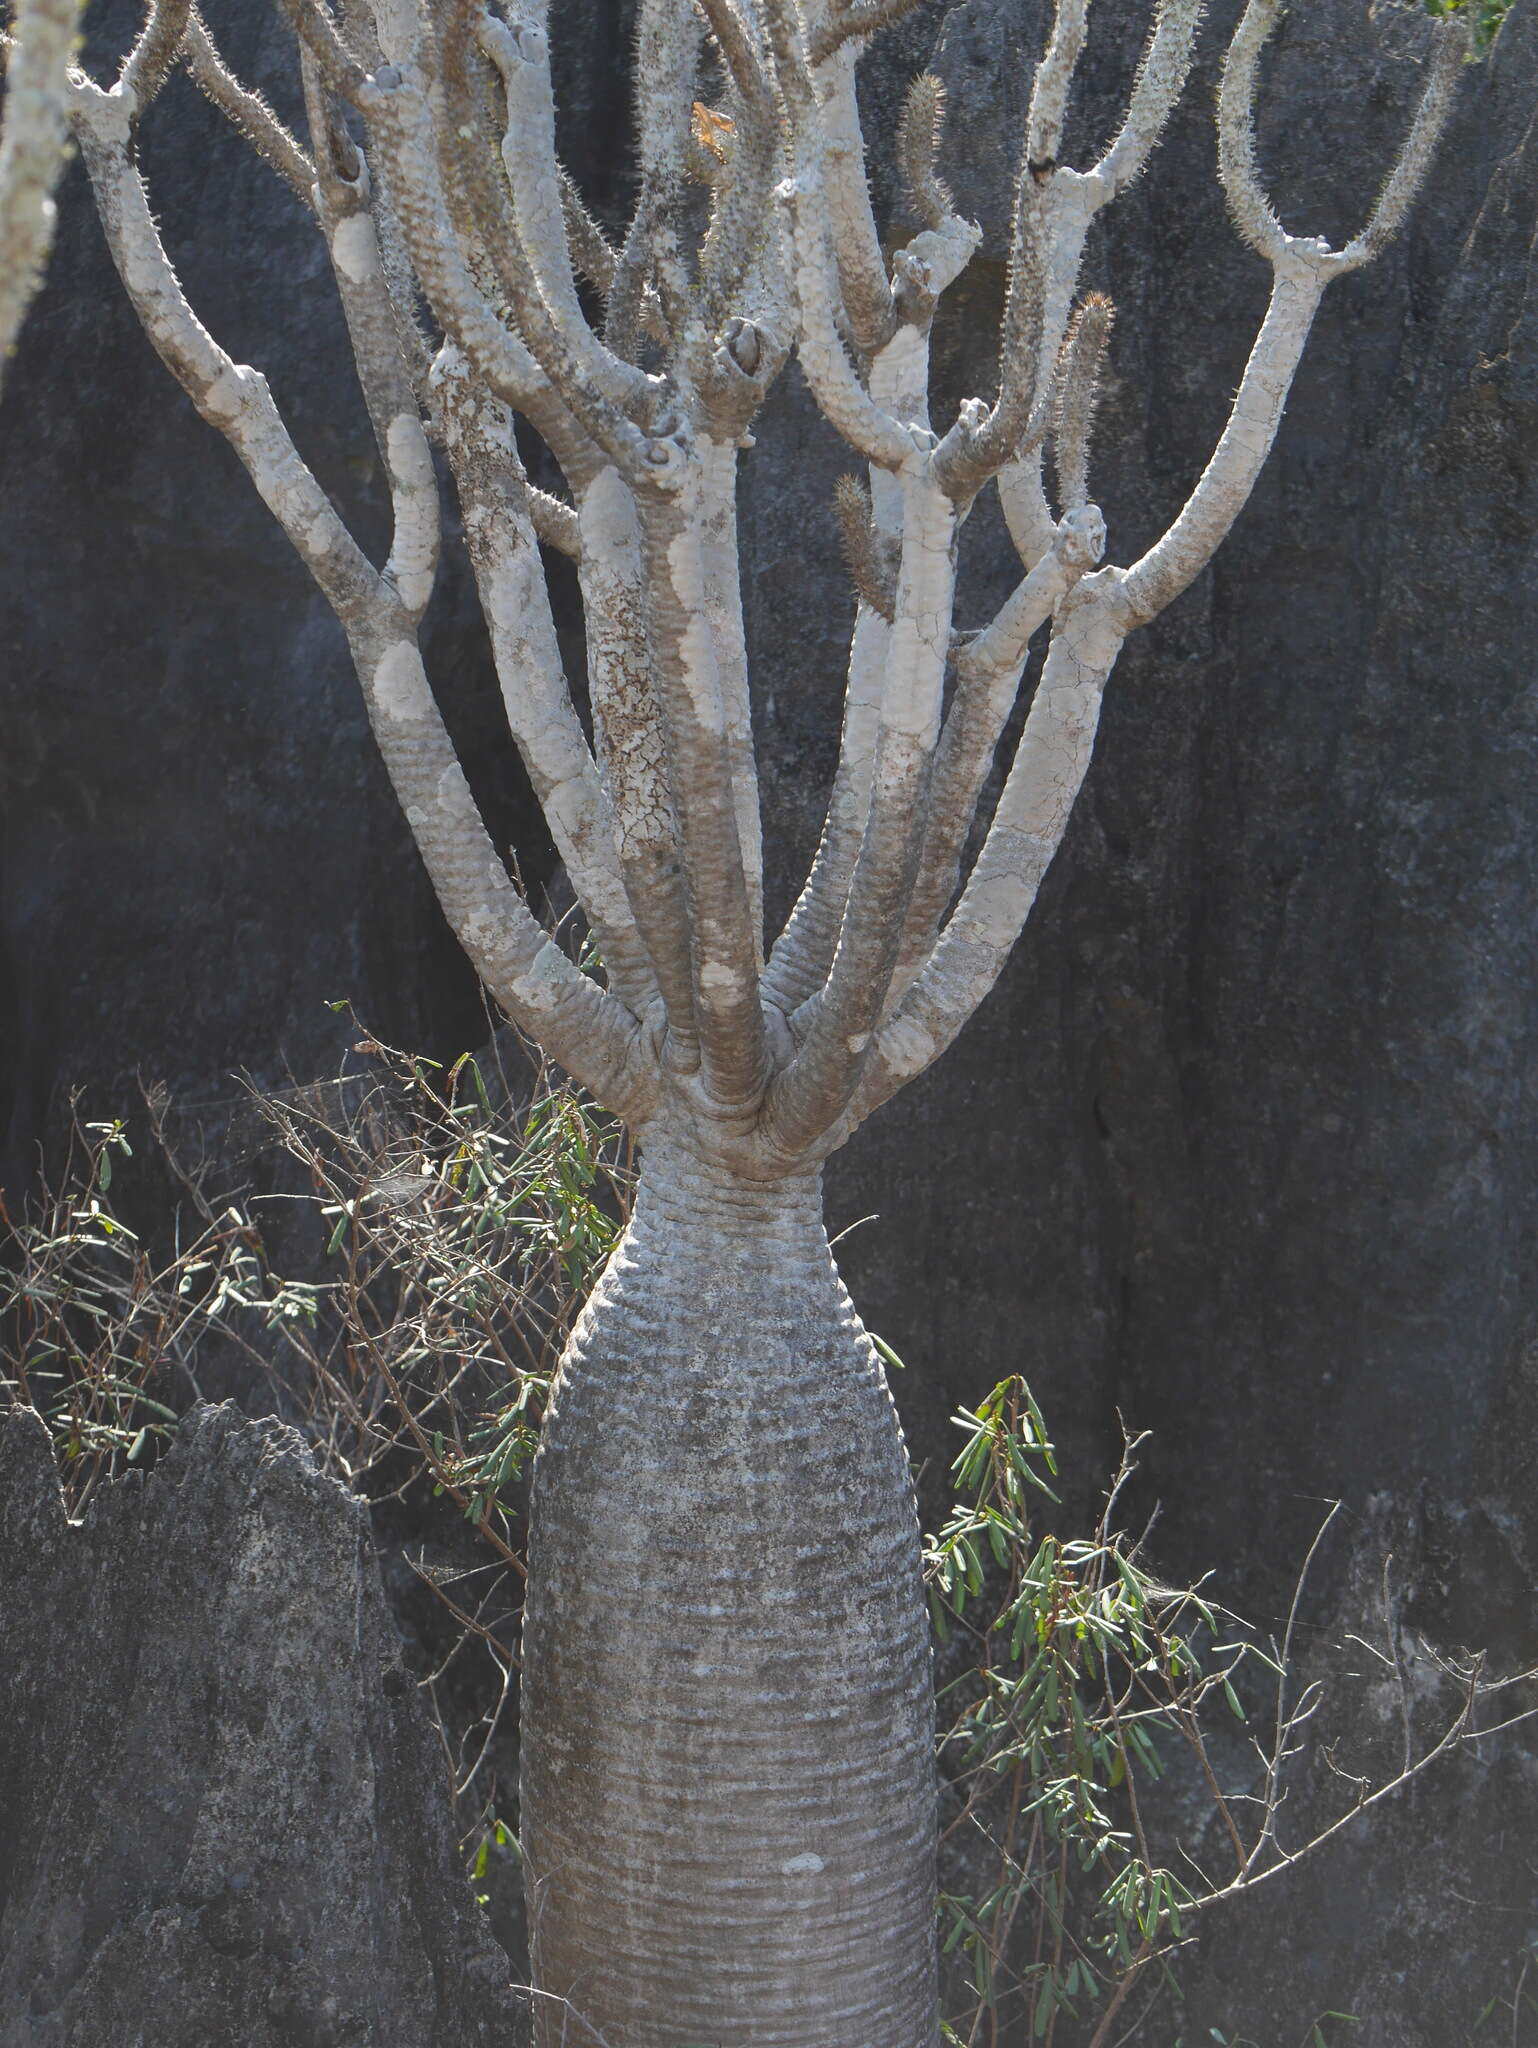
[871,1333,906,1373]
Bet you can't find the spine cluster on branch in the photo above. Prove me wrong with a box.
[47,0,1469,1177]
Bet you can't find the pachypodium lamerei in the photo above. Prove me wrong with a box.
[54,0,1463,2040]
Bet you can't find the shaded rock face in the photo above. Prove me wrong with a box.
[0,1403,526,2047]
[0,0,1535,2039]
[1169,1490,1538,2046]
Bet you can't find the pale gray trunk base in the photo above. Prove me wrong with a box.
[520,1132,938,2048]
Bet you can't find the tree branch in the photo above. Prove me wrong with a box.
[888,505,1105,1008]
[775,159,914,469]
[805,18,896,355]
[1051,290,1113,514]
[1092,0,1204,199]
[302,52,439,621]
[433,354,656,1017]
[761,604,887,1015]
[834,474,897,623]
[1332,13,1469,270]
[72,78,655,1121]
[698,437,764,967]
[638,477,769,1105]
[575,465,701,1069]
[0,0,79,384]
[766,467,955,1156]
[759,277,963,1021]
[695,76,782,350]
[848,576,1126,1128]
[182,6,316,210]
[339,615,657,1124]
[1026,0,1088,172]
[473,6,661,414]
[274,0,372,108]
[1120,0,1465,628]
[1115,258,1323,628]
[605,0,700,355]
[73,82,376,616]
[807,0,933,68]
[430,9,666,472]
[896,72,951,233]
[116,0,192,123]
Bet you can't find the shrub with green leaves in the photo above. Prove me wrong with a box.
[924,1379,1526,2046]
[4,1058,1524,2040]
[0,1105,317,1512]
[0,1030,630,1536]
[1424,0,1510,56]
[928,1381,1269,2044]
[251,1023,630,1537]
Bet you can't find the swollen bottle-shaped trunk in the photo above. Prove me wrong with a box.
[520,1130,938,2048]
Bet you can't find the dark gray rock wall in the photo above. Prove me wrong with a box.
[1,0,1535,2038]
[0,1403,526,2046]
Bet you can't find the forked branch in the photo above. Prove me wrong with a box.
[52,0,1470,1174]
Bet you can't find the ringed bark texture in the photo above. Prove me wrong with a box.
[520,1132,938,2048]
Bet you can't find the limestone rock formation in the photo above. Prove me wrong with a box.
[0,1404,525,2047]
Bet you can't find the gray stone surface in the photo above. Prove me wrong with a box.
[0,1404,526,2046]
[1,0,1535,2038]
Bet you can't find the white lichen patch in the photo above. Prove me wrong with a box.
[675,610,725,731]
[304,511,336,556]
[957,865,1034,947]
[371,641,424,722]
[387,411,434,494]
[512,940,569,1013]
[385,412,437,612]
[666,530,727,733]
[330,214,381,285]
[202,362,253,425]
[880,1014,937,1082]
[580,467,641,561]
[872,321,930,427]
[459,905,502,953]
[699,959,745,996]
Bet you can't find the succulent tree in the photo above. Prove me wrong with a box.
[48,0,1464,2040]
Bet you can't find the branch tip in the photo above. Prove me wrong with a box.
[897,72,951,232]
[1052,291,1114,514]
[834,474,897,622]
